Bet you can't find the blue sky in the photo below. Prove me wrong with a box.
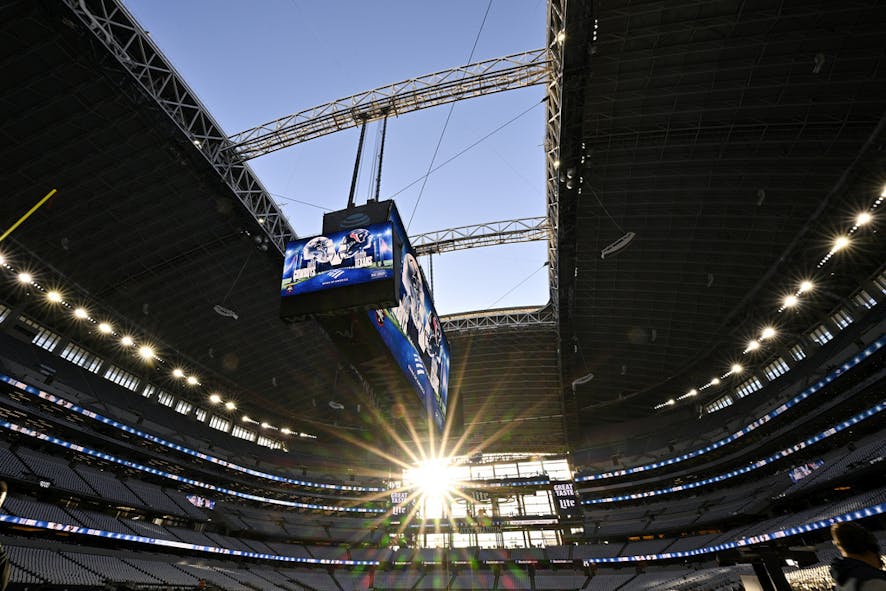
[125,0,550,315]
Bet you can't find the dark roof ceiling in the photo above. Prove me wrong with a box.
[561,0,886,431]
[1,0,365,439]
[2,0,884,462]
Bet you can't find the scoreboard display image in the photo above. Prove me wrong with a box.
[370,207,450,432]
[280,222,397,318]
[281,222,395,296]
[281,199,452,434]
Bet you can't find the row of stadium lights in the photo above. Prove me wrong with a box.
[0,255,295,437]
[655,192,882,411]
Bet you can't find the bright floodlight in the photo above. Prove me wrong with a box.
[47,291,62,303]
[186,376,199,385]
[731,364,743,374]
[120,335,134,347]
[98,322,112,334]
[281,428,291,435]
[172,368,184,378]
[261,422,270,429]
[412,458,454,499]
[746,339,761,352]
[17,272,32,284]
[225,401,236,410]
[242,415,251,423]
[760,327,776,340]
[710,378,720,385]
[783,294,798,308]
[209,393,222,404]
[687,389,698,397]
[73,308,89,319]
[832,236,850,251]
[799,280,814,293]
[856,212,872,226]
[138,345,154,360]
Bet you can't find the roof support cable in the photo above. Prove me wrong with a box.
[347,117,368,209]
[373,113,389,203]
[406,0,494,230]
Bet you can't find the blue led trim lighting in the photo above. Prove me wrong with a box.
[467,478,551,489]
[0,419,385,514]
[0,514,378,566]
[582,401,885,505]
[0,373,385,492]
[580,503,886,564]
[576,336,885,482]
[1,504,882,566]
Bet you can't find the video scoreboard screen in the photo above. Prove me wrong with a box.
[369,206,450,431]
[280,199,451,433]
[280,222,397,317]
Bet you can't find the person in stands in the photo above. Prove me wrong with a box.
[831,521,886,591]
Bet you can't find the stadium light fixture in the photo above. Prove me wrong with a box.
[209,394,222,404]
[832,236,850,252]
[74,308,89,319]
[47,290,62,303]
[260,422,270,429]
[855,212,872,226]
[120,336,134,347]
[783,294,798,308]
[186,376,199,385]
[242,415,251,423]
[17,272,32,284]
[710,378,720,386]
[225,401,236,411]
[798,280,813,294]
[98,322,113,334]
[760,327,776,340]
[731,364,743,374]
[281,428,291,435]
[138,346,154,360]
[172,368,184,378]
[746,340,760,352]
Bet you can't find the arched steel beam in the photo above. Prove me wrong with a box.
[411,217,550,257]
[228,49,549,161]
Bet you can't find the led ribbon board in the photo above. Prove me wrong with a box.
[0,418,384,514]
[576,336,885,482]
[4,504,881,566]
[0,514,378,566]
[578,503,886,564]
[0,373,384,492]
[581,400,885,505]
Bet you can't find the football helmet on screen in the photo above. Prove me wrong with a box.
[339,228,371,258]
[303,236,335,263]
